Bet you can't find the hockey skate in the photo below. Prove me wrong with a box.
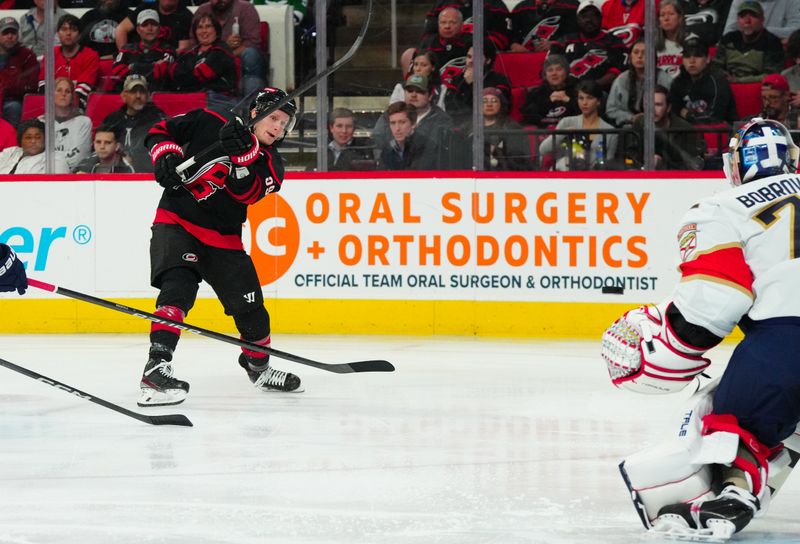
[651,484,760,542]
[239,354,304,393]
[138,356,190,407]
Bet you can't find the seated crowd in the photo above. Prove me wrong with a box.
[0,0,268,173]
[0,0,799,172]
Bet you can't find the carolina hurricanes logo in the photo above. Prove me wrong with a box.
[527,15,561,43]
[685,10,718,26]
[570,50,608,78]
[546,105,567,118]
[610,24,641,48]
[182,253,199,262]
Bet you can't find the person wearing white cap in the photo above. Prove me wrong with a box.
[111,8,175,91]
[0,16,38,126]
[115,0,193,52]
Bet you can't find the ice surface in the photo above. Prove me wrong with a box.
[0,334,797,544]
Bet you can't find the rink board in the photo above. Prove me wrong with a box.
[0,171,731,338]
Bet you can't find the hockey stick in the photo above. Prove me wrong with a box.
[0,356,192,427]
[175,0,374,176]
[27,278,394,374]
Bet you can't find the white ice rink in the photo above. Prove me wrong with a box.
[1,334,798,544]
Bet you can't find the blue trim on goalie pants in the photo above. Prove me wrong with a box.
[714,317,800,447]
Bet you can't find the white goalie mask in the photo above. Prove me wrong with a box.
[722,117,800,186]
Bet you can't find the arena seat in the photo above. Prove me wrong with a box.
[21,94,44,121]
[494,52,545,88]
[151,92,208,117]
[730,82,763,119]
[97,59,118,92]
[85,93,124,129]
[510,86,526,123]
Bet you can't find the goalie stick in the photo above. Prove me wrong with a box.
[27,278,395,374]
[0,356,193,427]
[175,0,374,177]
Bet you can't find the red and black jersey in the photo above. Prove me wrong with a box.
[550,30,626,83]
[112,40,176,91]
[419,33,472,70]
[37,45,99,105]
[121,5,193,49]
[145,108,285,244]
[159,44,237,93]
[510,0,579,48]
[423,0,511,51]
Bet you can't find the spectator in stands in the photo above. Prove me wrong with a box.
[509,0,579,53]
[550,0,626,91]
[669,38,738,124]
[607,39,673,127]
[377,102,441,170]
[713,1,785,83]
[19,0,67,58]
[627,85,705,170]
[0,119,68,173]
[520,54,579,128]
[389,50,441,105]
[101,74,165,173]
[38,14,99,110]
[0,17,38,127]
[442,41,511,127]
[192,0,267,96]
[155,14,237,108]
[375,74,454,166]
[783,30,800,110]
[538,79,618,171]
[683,0,732,47]
[600,0,645,48]
[42,77,92,172]
[478,86,531,170]
[749,73,800,129]
[326,107,374,171]
[417,7,471,72]
[656,0,686,81]
[115,0,193,52]
[75,124,134,173]
[422,0,512,52]
[111,9,175,91]
[79,0,131,59]
[722,0,800,42]
[0,117,15,149]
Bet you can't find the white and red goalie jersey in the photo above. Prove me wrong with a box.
[673,173,800,337]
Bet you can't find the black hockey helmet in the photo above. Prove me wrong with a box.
[250,87,297,135]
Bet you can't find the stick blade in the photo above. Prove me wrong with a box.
[146,414,194,427]
[348,360,395,373]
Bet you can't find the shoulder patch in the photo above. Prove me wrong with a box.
[677,223,697,262]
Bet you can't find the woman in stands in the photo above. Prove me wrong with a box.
[655,0,686,81]
[389,50,442,105]
[0,119,68,174]
[520,54,578,129]
[39,77,92,173]
[607,39,672,127]
[538,79,618,171]
[154,14,237,109]
[478,87,530,170]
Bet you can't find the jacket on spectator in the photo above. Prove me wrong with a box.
[19,6,67,57]
[520,78,579,127]
[0,146,68,173]
[722,0,800,40]
[102,102,166,172]
[668,65,738,124]
[112,40,175,90]
[510,0,579,50]
[683,0,731,47]
[75,153,134,173]
[192,0,262,49]
[37,45,99,106]
[783,64,800,92]
[327,137,374,171]
[550,29,626,84]
[378,132,441,170]
[538,114,618,170]
[372,104,454,166]
[79,0,132,57]
[628,113,705,170]
[0,43,38,102]
[712,29,786,83]
[442,69,511,125]
[606,68,674,126]
[458,118,531,170]
[46,114,93,172]
[419,33,471,70]
[158,44,237,93]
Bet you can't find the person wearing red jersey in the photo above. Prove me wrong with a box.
[138,87,303,407]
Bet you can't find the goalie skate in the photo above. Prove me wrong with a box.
[138,357,190,407]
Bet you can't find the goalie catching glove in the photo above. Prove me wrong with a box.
[601,303,711,394]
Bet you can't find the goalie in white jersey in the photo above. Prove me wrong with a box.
[601,118,800,540]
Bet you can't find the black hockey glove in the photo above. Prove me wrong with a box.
[150,141,185,191]
[0,243,28,295]
[219,116,259,165]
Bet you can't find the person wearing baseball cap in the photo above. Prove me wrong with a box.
[721,0,800,40]
[112,5,176,92]
[754,73,798,127]
[0,15,37,126]
[114,0,194,52]
[713,0,785,83]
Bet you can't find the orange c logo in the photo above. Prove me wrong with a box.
[246,194,300,286]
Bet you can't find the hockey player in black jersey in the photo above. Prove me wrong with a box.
[138,87,303,407]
